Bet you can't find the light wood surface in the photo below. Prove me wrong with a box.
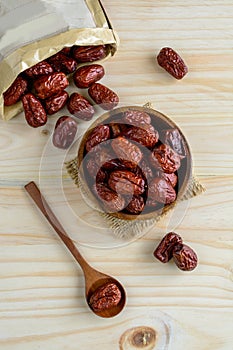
[0,1,233,349]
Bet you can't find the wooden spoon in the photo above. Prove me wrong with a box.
[24,181,126,318]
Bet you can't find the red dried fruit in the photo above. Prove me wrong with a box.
[67,93,95,121]
[47,52,77,74]
[34,72,69,99]
[173,244,198,271]
[22,93,47,128]
[157,47,188,80]
[161,128,186,159]
[111,137,143,165]
[123,124,159,149]
[44,90,69,115]
[94,183,125,213]
[73,64,105,88]
[88,282,122,312]
[123,110,151,126]
[85,125,110,152]
[72,45,107,63]
[88,83,119,110]
[148,177,176,204]
[24,61,53,79]
[108,170,145,196]
[52,116,77,149]
[153,232,183,263]
[125,195,145,215]
[3,76,28,106]
[150,144,181,174]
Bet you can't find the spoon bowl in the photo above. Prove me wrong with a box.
[24,181,126,318]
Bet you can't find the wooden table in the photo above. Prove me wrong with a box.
[0,1,232,349]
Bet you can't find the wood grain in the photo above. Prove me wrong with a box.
[0,0,233,349]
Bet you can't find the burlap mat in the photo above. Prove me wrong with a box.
[65,103,205,239]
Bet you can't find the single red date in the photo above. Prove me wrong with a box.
[140,159,154,182]
[72,45,107,63]
[3,76,28,106]
[148,177,176,204]
[150,144,181,174]
[111,137,143,165]
[34,72,69,99]
[125,195,145,215]
[22,93,47,128]
[85,125,110,152]
[123,124,159,149]
[52,116,77,149]
[94,183,125,213]
[157,47,188,80]
[47,52,77,74]
[67,93,94,121]
[161,128,186,159]
[161,172,178,188]
[44,90,69,115]
[108,170,145,196]
[88,83,119,110]
[73,64,105,88]
[153,232,183,263]
[24,61,53,79]
[123,110,151,126]
[173,244,198,271]
[88,282,122,312]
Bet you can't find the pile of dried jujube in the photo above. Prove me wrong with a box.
[81,109,187,215]
[3,44,119,149]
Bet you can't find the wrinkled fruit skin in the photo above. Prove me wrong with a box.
[85,125,110,152]
[126,195,145,215]
[94,183,125,213]
[123,124,159,149]
[89,282,122,312]
[173,244,198,271]
[3,76,28,106]
[157,47,188,80]
[24,61,53,79]
[102,158,137,172]
[150,144,181,174]
[67,93,94,121]
[88,83,119,110]
[47,52,77,74]
[72,45,107,63]
[22,93,47,128]
[153,232,183,263]
[34,72,69,99]
[148,177,176,204]
[108,170,145,196]
[111,137,143,164]
[157,171,178,188]
[52,116,77,149]
[140,159,154,182]
[73,64,105,88]
[44,90,69,115]
[123,110,151,126]
[161,128,186,159]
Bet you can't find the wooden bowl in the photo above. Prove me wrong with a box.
[77,106,192,221]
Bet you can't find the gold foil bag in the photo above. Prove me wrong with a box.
[0,0,119,121]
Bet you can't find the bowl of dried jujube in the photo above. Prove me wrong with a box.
[77,106,192,221]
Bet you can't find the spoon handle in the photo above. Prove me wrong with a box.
[24,181,91,272]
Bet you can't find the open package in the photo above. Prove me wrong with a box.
[0,0,119,121]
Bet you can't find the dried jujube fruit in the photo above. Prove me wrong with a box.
[52,116,77,149]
